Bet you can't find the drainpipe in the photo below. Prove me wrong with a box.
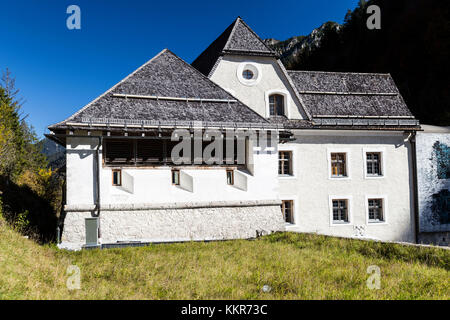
[409,131,420,244]
[94,136,103,242]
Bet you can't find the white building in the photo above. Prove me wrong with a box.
[48,17,421,250]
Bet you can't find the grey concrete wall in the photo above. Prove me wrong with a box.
[59,204,285,250]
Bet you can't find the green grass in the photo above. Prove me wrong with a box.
[0,217,448,299]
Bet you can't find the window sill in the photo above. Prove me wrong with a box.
[364,175,385,179]
[368,221,387,225]
[329,176,351,181]
[331,221,352,226]
[278,175,296,180]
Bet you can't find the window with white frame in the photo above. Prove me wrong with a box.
[330,153,347,177]
[237,62,261,86]
[278,151,292,175]
[368,198,384,222]
[226,169,234,185]
[366,152,382,176]
[281,200,294,224]
[171,169,180,185]
[112,169,122,186]
[332,199,349,223]
[269,94,285,116]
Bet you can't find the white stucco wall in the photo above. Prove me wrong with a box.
[209,55,308,120]
[66,133,280,207]
[62,132,283,249]
[278,131,416,242]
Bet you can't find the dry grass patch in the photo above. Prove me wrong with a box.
[0,219,448,299]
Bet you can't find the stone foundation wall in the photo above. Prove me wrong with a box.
[59,203,285,250]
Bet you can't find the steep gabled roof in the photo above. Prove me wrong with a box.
[49,49,270,131]
[287,70,415,118]
[192,17,276,76]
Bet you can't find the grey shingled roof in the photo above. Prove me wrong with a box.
[287,71,414,118]
[49,49,269,130]
[192,17,276,76]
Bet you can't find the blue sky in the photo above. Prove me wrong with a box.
[0,0,359,138]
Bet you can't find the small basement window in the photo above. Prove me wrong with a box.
[226,169,234,185]
[281,200,294,224]
[368,198,384,222]
[112,169,121,186]
[332,199,349,223]
[172,169,180,185]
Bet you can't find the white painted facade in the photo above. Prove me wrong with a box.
[278,132,415,242]
[210,55,308,120]
[208,54,416,243]
[59,45,418,249]
[61,133,286,249]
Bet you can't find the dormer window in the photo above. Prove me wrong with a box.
[269,94,284,116]
[242,69,254,80]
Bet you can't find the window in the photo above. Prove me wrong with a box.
[226,169,234,185]
[242,69,254,80]
[331,153,347,177]
[368,199,384,222]
[366,152,382,176]
[332,199,348,223]
[278,151,292,175]
[269,94,284,116]
[237,62,260,86]
[104,137,245,166]
[281,200,294,224]
[266,131,273,148]
[112,169,121,186]
[172,169,180,185]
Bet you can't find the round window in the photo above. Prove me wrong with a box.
[237,62,261,86]
[242,69,254,80]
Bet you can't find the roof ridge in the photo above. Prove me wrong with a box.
[233,17,274,53]
[287,69,391,76]
[223,17,240,51]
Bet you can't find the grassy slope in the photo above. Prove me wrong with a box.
[0,217,448,299]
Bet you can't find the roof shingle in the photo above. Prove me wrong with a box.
[192,17,276,77]
[49,49,268,130]
[287,70,414,118]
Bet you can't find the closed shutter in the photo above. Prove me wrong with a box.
[136,139,163,164]
[104,140,134,164]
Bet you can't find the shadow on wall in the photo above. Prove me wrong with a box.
[0,177,58,243]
